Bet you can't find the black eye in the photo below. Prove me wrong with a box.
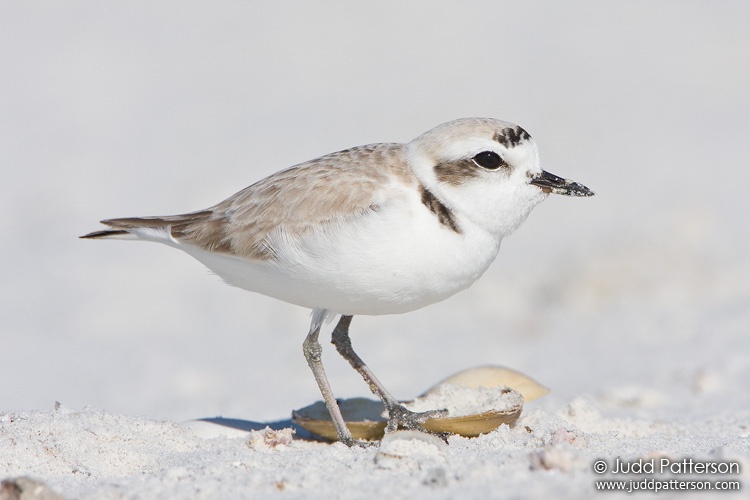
[472,151,505,170]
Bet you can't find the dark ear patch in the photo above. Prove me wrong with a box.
[433,159,481,186]
[494,126,531,148]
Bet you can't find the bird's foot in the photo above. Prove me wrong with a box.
[384,404,451,442]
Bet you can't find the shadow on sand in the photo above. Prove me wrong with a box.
[192,416,324,441]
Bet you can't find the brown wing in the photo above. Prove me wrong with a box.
[83,143,415,261]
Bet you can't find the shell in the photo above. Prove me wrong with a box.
[292,399,387,442]
[292,365,547,442]
[422,365,549,402]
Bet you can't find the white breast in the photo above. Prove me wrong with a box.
[177,187,503,316]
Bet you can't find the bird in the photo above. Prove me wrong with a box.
[81,117,594,446]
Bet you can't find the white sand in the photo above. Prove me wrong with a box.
[2,400,747,498]
[2,1,749,498]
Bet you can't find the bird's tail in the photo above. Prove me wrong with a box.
[79,227,132,239]
[80,212,213,242]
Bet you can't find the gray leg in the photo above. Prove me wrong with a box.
[302,309,368,447]
[331,315,448,435]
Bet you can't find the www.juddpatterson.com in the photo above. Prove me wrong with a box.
[594,478,740,493]
[592,458,741,493]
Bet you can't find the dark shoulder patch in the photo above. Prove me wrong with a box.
[420,185,462,234]
[493,126,531,148]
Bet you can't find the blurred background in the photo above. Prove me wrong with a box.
[2,1,748,423]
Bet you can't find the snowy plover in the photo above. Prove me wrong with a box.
[82,117,593,446]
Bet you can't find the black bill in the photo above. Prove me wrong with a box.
[530,170,594,197]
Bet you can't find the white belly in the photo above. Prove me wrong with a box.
[177,197,503,315]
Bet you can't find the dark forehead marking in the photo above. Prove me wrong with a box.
[420,185,462,234]
[493,125,531,148]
